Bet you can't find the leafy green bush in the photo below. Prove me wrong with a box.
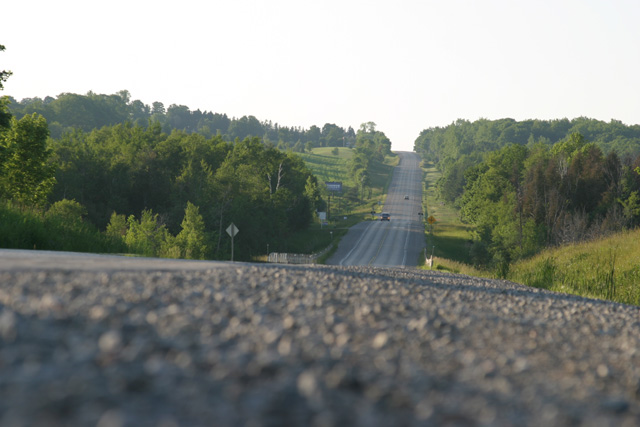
[0,202,126,253]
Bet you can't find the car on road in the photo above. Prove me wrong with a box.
[381,212,390,221]
[404,195,409,200]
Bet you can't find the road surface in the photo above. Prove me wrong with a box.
[1,249,640,426]
[327,151,425,267]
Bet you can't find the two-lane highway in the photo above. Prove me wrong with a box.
[327,151,425,267]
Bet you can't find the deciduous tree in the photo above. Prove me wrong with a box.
[0,113,56,206]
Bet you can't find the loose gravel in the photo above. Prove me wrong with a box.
[1,263,640,426]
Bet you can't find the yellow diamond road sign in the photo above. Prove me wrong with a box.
[226,223,239,237]
[427,215,437,224]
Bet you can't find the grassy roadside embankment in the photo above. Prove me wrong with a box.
[508,230,640,306]
[419,161,486,275]
[419,160,640,306]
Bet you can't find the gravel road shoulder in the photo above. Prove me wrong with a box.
[1,250,640,426]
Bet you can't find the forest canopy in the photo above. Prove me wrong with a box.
[414,118,640,274]
[2,89,393,260]
[7,90,357,152]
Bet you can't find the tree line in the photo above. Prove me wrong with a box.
[7,90,357,152]
[1,116,324,259]
[2,43,344,260]
[414,118,640,275]
[2,43,401,260]
[348,122,392,200]
[416,117,640,163]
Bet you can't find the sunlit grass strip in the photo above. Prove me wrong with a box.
[421,161,474,264]
[420,255,493,277]
[298,152,349,183]
[310,146,355,160]
[508,229,640,305]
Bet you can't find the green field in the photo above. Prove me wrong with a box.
[309,146,355,159]
[298,147,351,184]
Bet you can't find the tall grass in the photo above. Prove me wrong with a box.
[508,229,640,305]
[0,202,127,254]
[421,255,492,277]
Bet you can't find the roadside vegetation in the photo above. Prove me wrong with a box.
[421,161,474,265]
[289,142,397,261]
[420,163,640,306]
[299,124,396,225]
[419,162,490,277]
[1,49,395,261]
[508,229,640,305]
[0,113,390,261]
[422,218,640,308]
[0,201,126,254]
[416,118,640,305]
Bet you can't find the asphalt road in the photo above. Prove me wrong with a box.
[2,248,640,426]
[327,151,425,267]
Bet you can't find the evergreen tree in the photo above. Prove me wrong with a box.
[176,202,208,259]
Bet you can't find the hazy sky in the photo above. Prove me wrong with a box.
[3,0,639,151]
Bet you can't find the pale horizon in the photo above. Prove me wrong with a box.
[3,0,639,151]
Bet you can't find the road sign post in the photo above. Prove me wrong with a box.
[318,211,326,228]
[226,223,239,261]
[427,215,436,233]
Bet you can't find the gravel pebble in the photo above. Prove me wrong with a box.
[1,263,640,426]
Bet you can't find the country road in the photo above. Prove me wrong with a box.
[327,151,425,267]
[2,248,640,426]
[0,150,638,426]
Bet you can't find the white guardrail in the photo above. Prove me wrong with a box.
[268,244,334,265]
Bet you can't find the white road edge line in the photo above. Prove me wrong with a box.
[340,220,376,266]
[401,221,411,268]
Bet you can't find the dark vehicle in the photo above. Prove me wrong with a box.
[381,213,390,221]
[404,195,409,200]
